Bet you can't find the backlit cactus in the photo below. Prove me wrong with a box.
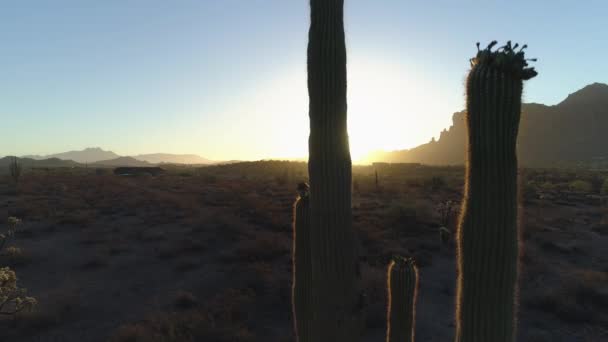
[292,183,312,342]
[455,41,537,342]
[386,256,418,342]
[306,0,360,340]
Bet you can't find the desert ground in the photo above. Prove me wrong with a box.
[0,161,606,341]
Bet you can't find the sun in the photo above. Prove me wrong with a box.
[217,56,455,162]
[347,56,450,163]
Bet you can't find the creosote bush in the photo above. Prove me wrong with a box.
[0,267,37,315]
[0,217,36,316]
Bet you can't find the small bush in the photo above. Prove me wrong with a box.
[0,267,37,315]
[601,178,608,195]
[173,291,199,310]
[568,180,592,193]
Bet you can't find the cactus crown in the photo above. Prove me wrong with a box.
[470,41,538,80]
[297,182,310,199]
[390,256,416,269]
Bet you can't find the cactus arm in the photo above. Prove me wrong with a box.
[293,186,313,342]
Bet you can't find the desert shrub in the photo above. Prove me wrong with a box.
[224,234,290,263]
[0,267,37,315]
[79,255,108,270]
[601,178,608,195]
[1,246,30,267]
[538,181,556,191]
[353,178,360,192]
[110,288,256,342]
[95,168,109,176]
[568,180,592,193]
[425,175,446,192]
[523,181,538,201]
[437,200,456,227]
[530,269,608,324]
[109,311,253,342]
[385,199,434,234]
[386,203,417,226]
[275,169,289,186]
[173,291,199,310]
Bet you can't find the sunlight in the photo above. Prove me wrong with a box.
[215,56,457,162]
[347,56,457,163]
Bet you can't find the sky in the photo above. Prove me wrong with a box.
[1,0,607,162]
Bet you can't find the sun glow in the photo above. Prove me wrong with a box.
[212,56,457,163]
[347,56,457,163]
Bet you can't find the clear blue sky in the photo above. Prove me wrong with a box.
[1,1,606,161]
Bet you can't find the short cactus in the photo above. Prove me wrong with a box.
[455,41,537,341]
[292,183,312,342]
[386,256,418,342]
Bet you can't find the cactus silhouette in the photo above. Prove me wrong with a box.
[455,41,537,341]
[292,183,312,342]
[306,0,360,340]
[295,5,537,337]
[386,256,418,342]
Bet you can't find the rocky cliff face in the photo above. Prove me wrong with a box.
[366,83,608,167]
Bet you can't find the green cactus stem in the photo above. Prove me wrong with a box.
[293,183,312,342]
[386,256,418,342]
[455,41,537,342]
[307,0,360,340]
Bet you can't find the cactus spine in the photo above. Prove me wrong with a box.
[292,183,312,342]
[456,41,537,342]
[386,257,418,342]
[307,0,360,341]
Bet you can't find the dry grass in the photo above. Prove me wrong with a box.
[0,163,605,341]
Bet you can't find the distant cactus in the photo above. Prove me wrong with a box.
[292,183,312,342]
[375,169,379,190]
[386,256,418,342]
[306,0,360,340]
[8,156,22,185]
[439,226,451,246]
[455,41,537,341]
[437,200,455,228]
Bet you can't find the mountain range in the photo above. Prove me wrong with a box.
[22,148,214,165]
[365,83,608,167]
[7,83,608,169]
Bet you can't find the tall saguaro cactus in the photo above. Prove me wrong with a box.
[292,183,312,342]
[456,41,537,342]
[307,0,360,341]
[386,256,418,342]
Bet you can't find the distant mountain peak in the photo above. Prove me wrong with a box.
[18,147,215,165]
[559,82,608,107]
[365,82,608,167]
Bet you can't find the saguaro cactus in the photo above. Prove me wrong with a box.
[386,256,418,342]
[307,0,360,340]
[456,41,537,342]
[292,183,312,342]
[9,157,22,185]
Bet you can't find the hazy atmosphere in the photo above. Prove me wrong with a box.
[2,1,606,161]
[1,1,607,341]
